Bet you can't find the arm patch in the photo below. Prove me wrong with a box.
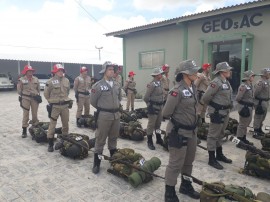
[91,89,96,93]
[170,91,178,97]
[210,83,216,88]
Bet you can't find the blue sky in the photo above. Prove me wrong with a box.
[0,0,251,63]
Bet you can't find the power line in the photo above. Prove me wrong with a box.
[73,0,110,32]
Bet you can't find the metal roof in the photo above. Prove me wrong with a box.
[105,0,270,37]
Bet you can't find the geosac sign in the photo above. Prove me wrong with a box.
[201,13,263,33]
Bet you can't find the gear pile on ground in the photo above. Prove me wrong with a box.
[240,151,270,180]
[77,115,97,130]
[134,107,148,119]
[261,133,270,151]
[107,148,161,187]
[119,121,146,141]
[28,122,62,143]
[55,133,95,159]
[120,111,138,123]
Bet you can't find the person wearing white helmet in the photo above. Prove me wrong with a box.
[74,66,92,127]
[44,64,72,152]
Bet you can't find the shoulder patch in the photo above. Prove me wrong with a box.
[91,89,96,93]
[147,84,151,88]
[170,91,178,97]
[210,83,216,88]
[239,86,245,91]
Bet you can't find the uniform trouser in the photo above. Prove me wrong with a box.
[236,108,253,138]
[197,103,207,118]
[253,105,268,129]
[207,115,229,151]
[165,134,197,186]
[126,92,135,110]
[21,98,39,127]
[47,105,69,138]
[94,118,120,154]
[146,110,162,135]
[76,96,90,118]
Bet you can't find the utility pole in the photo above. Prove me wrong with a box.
[95,46,103,61]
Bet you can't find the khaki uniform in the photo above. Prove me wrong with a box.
[253,78,270,129]
[124,78,136,110]
[114,74,122,87]
[44,75,71,138]
[74,75,91,118]
[202,75,232,151]
[236,82,254,138]
[90,79,121,154]
[163,80,198,186]
[161,75,170,101]
[17,76,40,127]
[144,80,164,135]
[194,72,211,118]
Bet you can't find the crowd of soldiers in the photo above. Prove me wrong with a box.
[17,59,270,202]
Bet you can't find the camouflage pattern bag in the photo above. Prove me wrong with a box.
[108,148,161,187]
[57,133,95,159]
[200,182,255,202]
[119,121,146,141]
[120,111,138,123]
[134,107,148,119]
[78,115,97,130]
[28,122,50,143]
[261,133,270,151]
[226,118,238,135]
[197,123,209,140]
[241,151,270,179]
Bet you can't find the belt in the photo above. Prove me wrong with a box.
[149,100,164,105]
[97,107,119,113]
[127,87,136,91]
[170,117,197,131]
[52,101,70,105]
[238,100,254,107]
[78,91,90,95]
[209,101,230,110]
[22,93,35,98]
[255,96,270,102]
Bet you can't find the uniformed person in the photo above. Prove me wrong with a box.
[202,62,233,170]
[161,64,170,102]
[17,65,40,138]
[44,64,72,152]
[113,64,122,87]
[252,68,270,139]
[124,71,136,111]
[74,66,92,127]
[144,67,164,150]
[194,63,211,123]
[235,70,256,148]
[90,61,122,174]
[163,59,200,202]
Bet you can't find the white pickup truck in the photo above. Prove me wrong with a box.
[0,73,15,90]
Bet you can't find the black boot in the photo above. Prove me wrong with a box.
[22,127,27,138]
[179,176,200,199]
[155,132,164,146]
[208,151,223,170]
[259,127,265,134]
[147,135,155,150]
[165,185,179,202]
[76,118,81,127]
[201,118,205,123]
[48,138,54,152]
[131,107,134,111]
[109,149,117,157]
[253,128,264,139]
[216,146,232,163]
[92,153,101,174]
[242,135,254,145]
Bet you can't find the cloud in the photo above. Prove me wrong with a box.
[82,0,114,11]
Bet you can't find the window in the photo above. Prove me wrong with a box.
[140,50,165,69]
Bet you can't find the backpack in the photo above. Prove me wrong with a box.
[200,182,255,202]
[242,151,270,179]
[28,122,49,143]
[261,133,270,151]
[119,121,145,141]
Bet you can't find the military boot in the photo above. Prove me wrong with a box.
[22,127,27,138]
[208,151,223,170]
[179,176,200,199]
[259,127,265,135]
[155,132,164,146]
[236,136,253,150]
[109,149,117,157]
[216,146,232,163]
[48,138,54,152]
[131,107,134,111]
[201,118,205,123]
[253,128,264,139]
[92,153,101,174]
[147,135,155,150]
[76,118,81,127]
[165,185,179,202]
